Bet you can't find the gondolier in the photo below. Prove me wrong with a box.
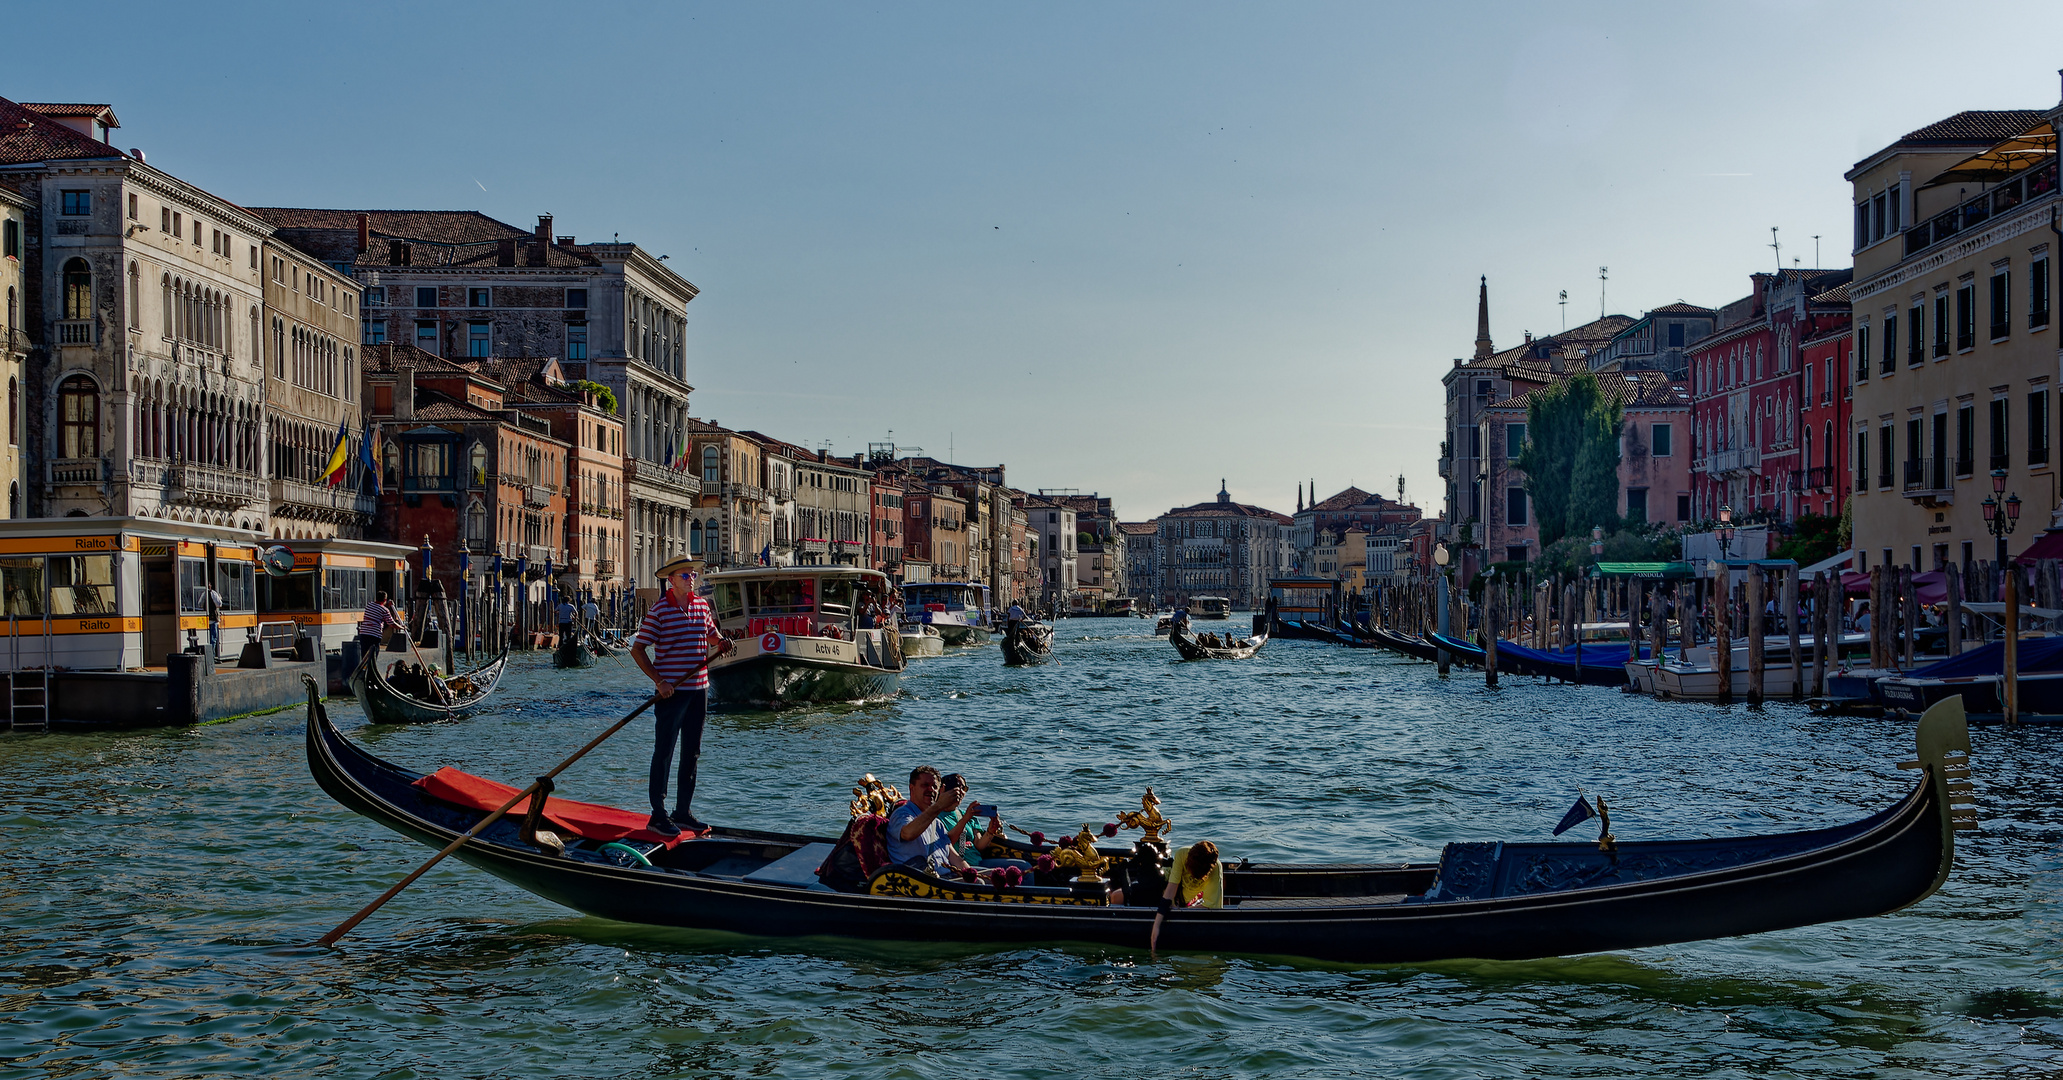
[356,593,403,669]
[632,555,734,837]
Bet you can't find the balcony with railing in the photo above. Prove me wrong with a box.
[624,457,701,496]
[173,462,260,507]
[56,320,94,347]
[1789,466,1836,493]
[595,558,616,577]
[724,482,766,503]
[1901,457,1952,502]
[271,476,378,521]
[1903,158,2058,259]
[1710,446,1761,475]
[524,483,554,508]
[51,458,106,485]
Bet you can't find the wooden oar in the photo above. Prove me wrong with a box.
[316,651,720,947]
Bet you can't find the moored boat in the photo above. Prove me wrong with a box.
[902,582,993,645]
[1191,596,1233,620]
[350,646,511,724]
[705,567,905,708]
[304,680,1976,963]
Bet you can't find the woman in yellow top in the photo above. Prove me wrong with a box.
[1150,840,1222,952]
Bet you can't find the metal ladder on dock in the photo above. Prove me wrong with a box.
[6,613,51,733]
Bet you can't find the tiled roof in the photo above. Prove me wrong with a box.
[1489,370,1687,411]
[1810,281,1853,305]
[1899,110,2046,145]
[1647,302,1717,316]
[0,95,124,165]
[1164,499,1291,522]
[361,342,479,377]
[1308,486,1382,513]
[1119,521,1157,535]
[409,387,501,423]
[19,103,117,122]
[247,208,530,243]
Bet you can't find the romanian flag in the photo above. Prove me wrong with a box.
[319,417,350,487]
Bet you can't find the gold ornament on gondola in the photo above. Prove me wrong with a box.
[1050,825,1112,882]
[1114,787,1171,843]
[849,774,903,818]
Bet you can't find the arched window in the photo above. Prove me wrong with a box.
[58,375,99,458]
[127,263,139,329]
[690,520,703,554]
[161,275,173,337]
[467,499,487,542]
[469,441,487,485]
[62,258,91,320]
[701,444,719,483]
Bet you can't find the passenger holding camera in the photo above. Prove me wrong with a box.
[887,766,989,880]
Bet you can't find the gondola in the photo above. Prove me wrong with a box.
[1000,622,1054,665]
[1365,625,1443,662]
[551,630,599,669]
[1171,629,1266,660]
[349,646,511,724]
[305,680,1975,963]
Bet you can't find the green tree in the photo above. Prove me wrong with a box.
[1515,373,1625,547]
[568,380,618,414]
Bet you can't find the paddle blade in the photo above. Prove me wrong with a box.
[1551,795,1595,836]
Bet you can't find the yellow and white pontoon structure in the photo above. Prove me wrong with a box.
[0,517,411,729]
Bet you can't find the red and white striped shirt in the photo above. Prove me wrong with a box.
[358,600,400,639]
[635,591,719,690]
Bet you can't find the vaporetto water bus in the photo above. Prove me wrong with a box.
[0,518,407,728]
[901,581,992,645]
[704,566,906,708]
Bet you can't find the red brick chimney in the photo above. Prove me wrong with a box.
[356,213,370,254]
[527,214,552,266]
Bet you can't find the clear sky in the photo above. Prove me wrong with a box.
[11,3,2063,521]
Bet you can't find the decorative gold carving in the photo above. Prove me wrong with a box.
[1115,787,1171,843]
[866,868,1101,905]
[1051,826,1112,883]
[1595,796,1617,854]
[850,773,903,818]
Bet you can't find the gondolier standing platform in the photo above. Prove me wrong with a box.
[632,556,734,837]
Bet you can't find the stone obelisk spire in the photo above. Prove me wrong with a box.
[1473,275,1494,361]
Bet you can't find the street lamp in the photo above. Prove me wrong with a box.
[1716,505,1734,559]
[1981,468,2022,567]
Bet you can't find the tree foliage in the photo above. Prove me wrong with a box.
[1514,374,1625,547]
[1773,512,1843,565]
[568,380,618,414]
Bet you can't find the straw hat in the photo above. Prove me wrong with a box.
[655,555,706,580]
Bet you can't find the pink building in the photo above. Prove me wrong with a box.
[1477,371,1692,564]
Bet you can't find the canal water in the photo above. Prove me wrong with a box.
[4,618,2062,1078]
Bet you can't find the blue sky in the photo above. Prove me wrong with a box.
[12,2,2063,520]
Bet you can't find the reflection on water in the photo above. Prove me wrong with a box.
[2,619,2061,1076]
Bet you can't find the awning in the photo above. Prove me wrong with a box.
[1839,569,1948,604]
[1594,561,1694,579]
[1799,549,1856,577]
[1920,121,2055,188]
[1961,601,2063,620]
[2013,529,2063,566]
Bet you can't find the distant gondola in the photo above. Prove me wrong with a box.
[1171,629,1266,660]
[304,679,1977,963]
[1001,622,1054,665]
[350,646,511,725]
[552,630,599,669]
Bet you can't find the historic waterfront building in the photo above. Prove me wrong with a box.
[1439,276,1633,541]
[1687,267,1851,524]
[1477,371,1692,564]
[1,180,27,516]
[1846,101,2062,574]
[1021,495,1076,611]
[683,418,770,573]
[248,207,703,584]
[472,358,626,603]
[0,99,272,529]
[1290,486,1423,574]
[1120,521,1159,603]
[261,238,371,539]
[1791,279,1854,522]
[1585,302,1719,380]
[1153,482,1291,609]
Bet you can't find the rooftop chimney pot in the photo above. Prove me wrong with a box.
[356,213,370,254]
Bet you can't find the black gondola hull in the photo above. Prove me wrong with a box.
[306,681,1967,962]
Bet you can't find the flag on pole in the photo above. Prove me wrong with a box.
[1551,795,1596,836]
[359,421,381,496]
[319,417,350,486]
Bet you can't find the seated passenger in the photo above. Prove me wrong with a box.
[886,766,988,880]
[1150,840,1224,952]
